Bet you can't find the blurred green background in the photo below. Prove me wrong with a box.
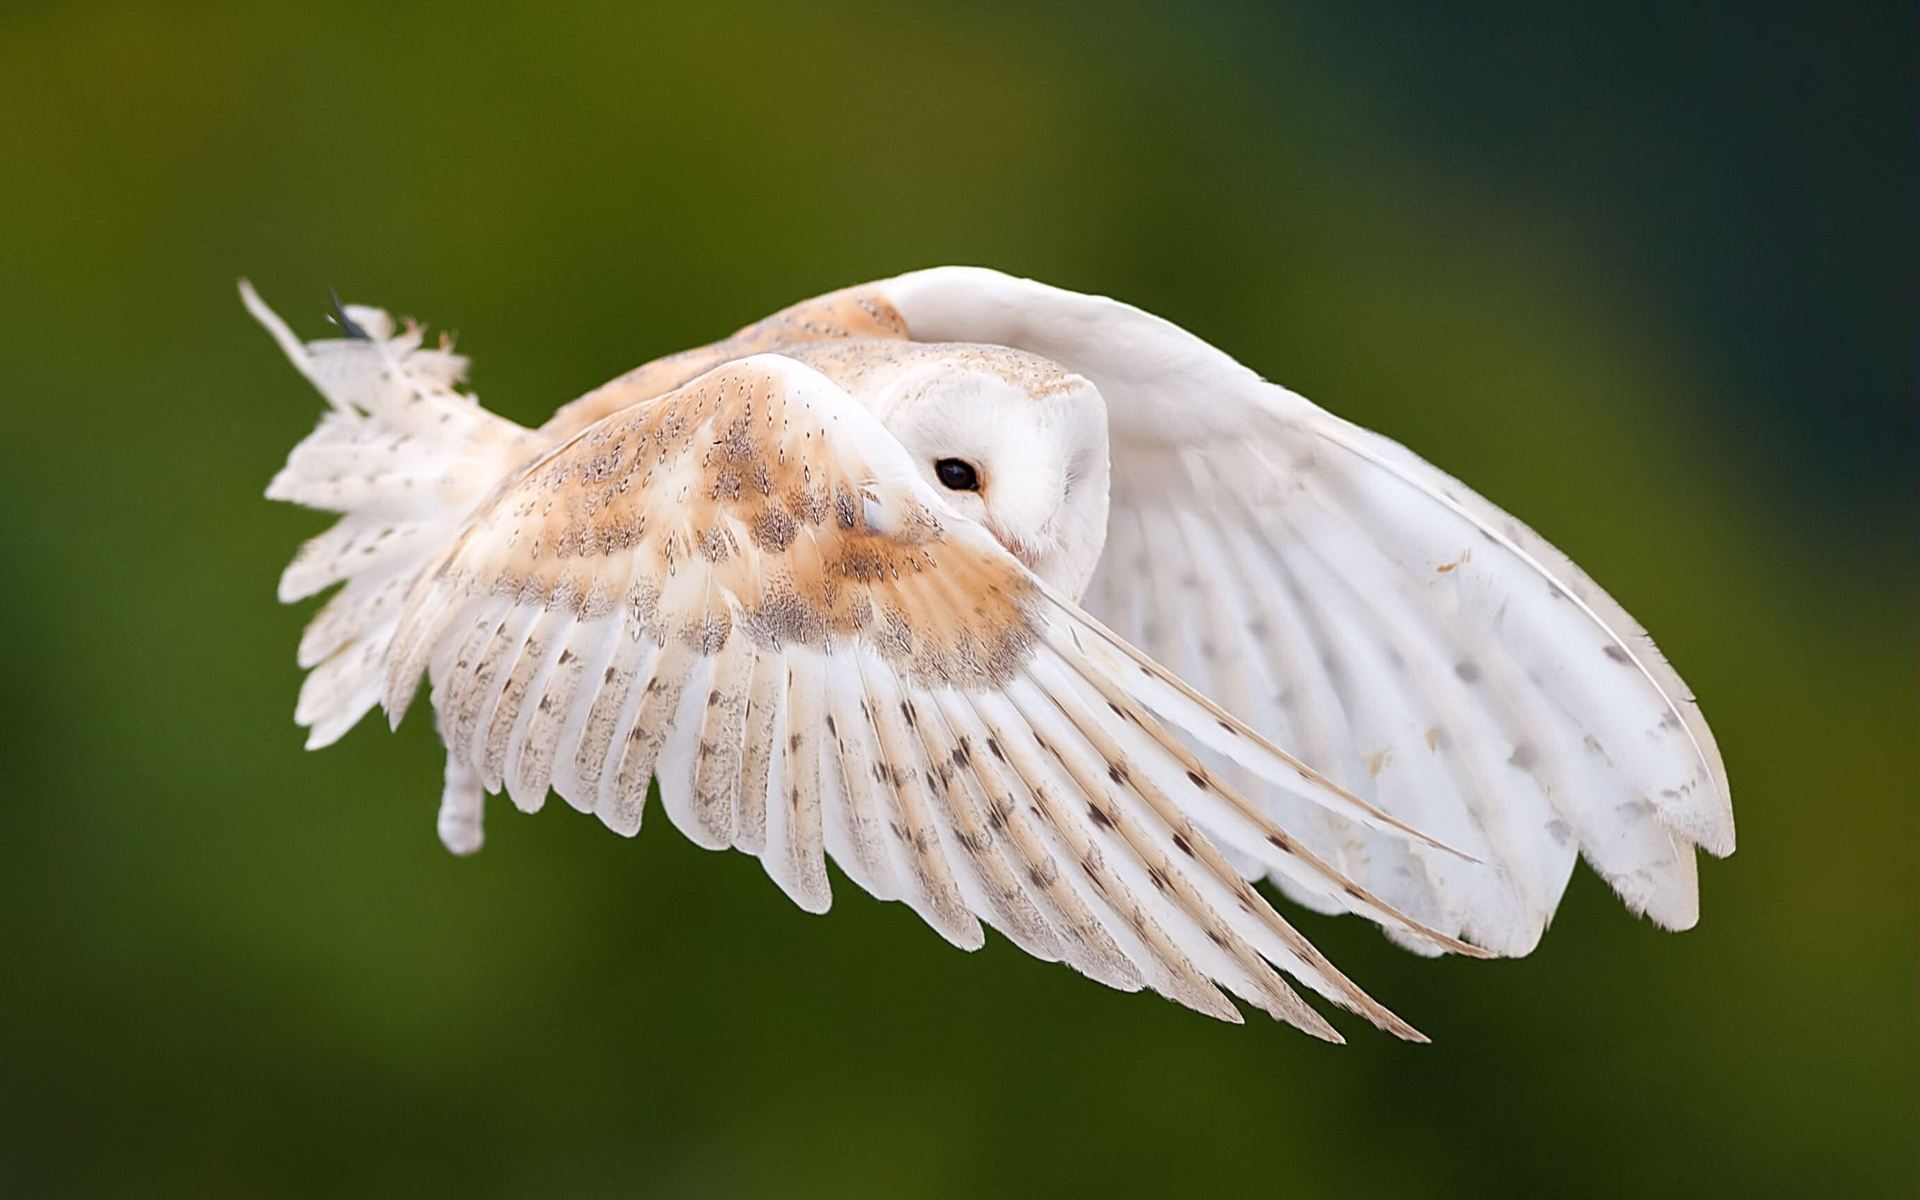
[2,2,1913,1195]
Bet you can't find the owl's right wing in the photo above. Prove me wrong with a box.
[388,352,1483,1039]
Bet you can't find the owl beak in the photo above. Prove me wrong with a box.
[987,522,1041,572]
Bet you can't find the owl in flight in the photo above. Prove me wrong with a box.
[246,268,1732,1040]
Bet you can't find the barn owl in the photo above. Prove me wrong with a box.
[245,267,1732,1040]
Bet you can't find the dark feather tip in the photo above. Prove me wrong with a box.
[328,287,370,340]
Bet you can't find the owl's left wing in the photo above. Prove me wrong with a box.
[389,352,1477,1037]
[874,266,1733,958]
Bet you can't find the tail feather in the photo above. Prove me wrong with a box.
[245,281,539,749]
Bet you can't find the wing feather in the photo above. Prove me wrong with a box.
[819,648,902,900]
[772,650,833,911]
[294,639,388,750]
[733,644,782,856]
[603,637,701,835]
[681,640,754,849]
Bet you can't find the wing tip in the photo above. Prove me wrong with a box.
[594,803,645,838]
[1384,1016,1431,1045]
[774,874,835,917]
[1697,818,1737,860]
[239,277,305,360]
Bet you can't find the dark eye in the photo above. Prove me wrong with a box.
[934,458,980,491]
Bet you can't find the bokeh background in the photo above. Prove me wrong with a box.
[2,2,1913,1195]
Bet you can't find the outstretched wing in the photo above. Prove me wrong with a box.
[874,266,1733,956]
[387,352,1484,1037]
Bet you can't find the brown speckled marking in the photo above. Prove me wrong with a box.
[1364,747,1393,778]
[442,360,1040,691]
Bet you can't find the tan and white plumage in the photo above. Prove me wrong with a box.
[246,266,1732,1039]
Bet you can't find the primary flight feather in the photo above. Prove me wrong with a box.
[246,266,1732,1038]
